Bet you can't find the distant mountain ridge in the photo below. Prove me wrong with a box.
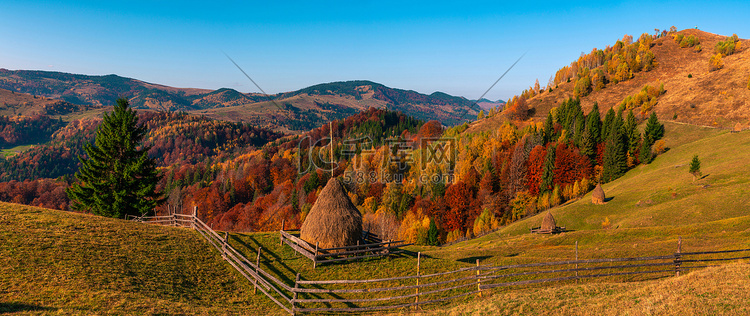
[0,70,480,131]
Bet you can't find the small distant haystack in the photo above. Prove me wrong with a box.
[300,178,363,249]
[530,211,566,234]
[592,183,606,205]
[733,122,743,133]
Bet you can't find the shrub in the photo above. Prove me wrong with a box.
[688,74,693,78]
[673,33,684,44]
[601,217,611,229]
[679,34,700,48]
[709,53,724,72]
[619,84,666,114]
[574,76,592,98]
[715,34,739,56]
[689,155,702,180]
[654,140,666,154]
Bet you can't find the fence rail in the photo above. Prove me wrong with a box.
[279,229,411,268]
[133,212,750,315]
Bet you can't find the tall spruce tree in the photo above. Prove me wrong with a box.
[67,98,162,218]
[644,111,665,144]
[624,110,641,158]
[580,126,596,162]
[586,102,602,143]
[540,144,556,194]
[602,121,628,183]
[601,107,616,142]
[543,112,555,144]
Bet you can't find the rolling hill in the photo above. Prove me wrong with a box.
[3,121,750,315]
[0,70,480,132]
[469,29,750,133]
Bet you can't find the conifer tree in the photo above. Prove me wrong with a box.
[689,155,702,181]
[601,108,616,142]
[644,112,665,144]
[67,98,162,218]
[426,218,439,246]
[624,110,640,157]
[543,112,555,144]
[586,102,602,143]
[639,136,653,164]
[602,122,628,183]
[540,144,556,193]
[580,126,596,162]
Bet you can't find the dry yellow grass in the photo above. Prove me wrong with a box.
[471,29,750,134]
[413,263,750,316]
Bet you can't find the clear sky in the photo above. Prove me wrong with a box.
[1,0,748,101]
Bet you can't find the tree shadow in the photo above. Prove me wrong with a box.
[457,255,492,264]
[0,303,54,314]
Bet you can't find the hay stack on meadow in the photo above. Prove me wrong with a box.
[592,183,606,205]
[300,178,363,249]
[541,211,557,232]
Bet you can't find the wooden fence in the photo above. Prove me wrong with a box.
[133,213,750,315]
[134,208,297,314]
[279,229,411,268]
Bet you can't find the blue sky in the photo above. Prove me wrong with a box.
[1,1,748,101]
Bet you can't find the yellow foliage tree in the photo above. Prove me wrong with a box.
[473,208,499,236]
[397,208,430,244]
[709,53,724,72]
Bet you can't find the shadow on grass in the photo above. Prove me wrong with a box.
[604,196,615,202]
[457,255,492,264]
[0,303,54,314]
[230,234,299,284]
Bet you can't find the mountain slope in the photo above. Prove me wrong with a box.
[0,202,282,315]
[0,70,480,132]
[470,29,750,133]
[194,80,480,132]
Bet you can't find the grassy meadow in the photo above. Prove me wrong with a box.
[2,121,750,315]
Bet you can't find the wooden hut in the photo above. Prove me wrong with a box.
[300,178,363,249]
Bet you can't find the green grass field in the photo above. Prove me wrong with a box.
[2,122,750,315]
[1,145,34,158]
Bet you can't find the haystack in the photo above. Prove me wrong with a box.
[733,122,743,132]
[300,178,362,249]
[592,183,606,205]
[530,211,565,234]
[540,211,556,232]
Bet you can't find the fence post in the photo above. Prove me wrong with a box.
[576,240,578,282]
[292,273,300,316]
[476,259,482,297]
[313,242,319,269]
[675,236,682,277]
[222,232,228,259]
[280,220,285,246]
[192,206,197,229]
[414,252,421,308]
[254,247,262,295]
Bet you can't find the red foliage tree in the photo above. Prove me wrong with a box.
[526,145,547,195]
[443,182,472,232]
[553,142,592,187]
